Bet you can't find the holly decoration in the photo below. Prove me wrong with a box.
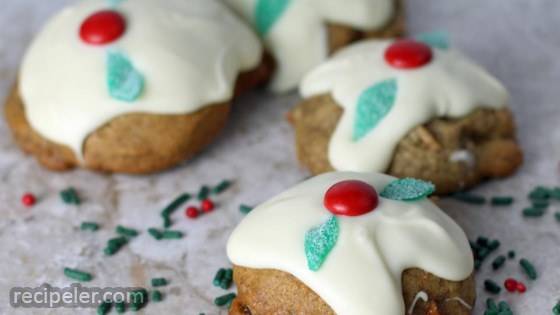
[353,78,397,141]
[415,31,450,50]
[255,0,292,36]
[107,50,144,102]
[304,216,339,271]
[384,39,433,69]
[380,178,435,201]
[324,180,378,216]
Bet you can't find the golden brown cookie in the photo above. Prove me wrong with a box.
[5,55,273,174]
[289,94,523,195]
[230,266,475,315]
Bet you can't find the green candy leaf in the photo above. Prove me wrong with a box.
[255,0,292,36]
[107,51,144,102]
[304,215,339,271]
[380,178,435,201]
[353,78,397,141]
[415,31,449,50]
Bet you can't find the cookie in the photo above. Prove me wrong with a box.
[5,0,272,174]
[290,37,523,194]
[227,172,476,314]
[224,0,405,92]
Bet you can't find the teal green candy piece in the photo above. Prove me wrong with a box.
[107,51,144,102]
[304,216,339,271]
[415,31,450,50]
[255,0,292,36]
[380,178,435,201]
[353,79,397,141]
[107,0,125,6]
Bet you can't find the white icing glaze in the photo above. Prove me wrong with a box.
[300,40,509,172]
[224,0,395,92]
[450,150,476,169]
[408,291,428,315]
[19,0,262,158]
[227,171,474,315]
[445,297,473,310]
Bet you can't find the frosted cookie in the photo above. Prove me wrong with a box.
[289,36,523,194]
[224,0,405,92]
[228,172,475,315]
[5,0,272,173]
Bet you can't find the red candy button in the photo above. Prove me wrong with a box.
[504,278,517,292]
[324,180,378,216]
[80,10,126,45]
[384,39,433,69]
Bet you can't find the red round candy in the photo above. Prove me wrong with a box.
[516,281,527,293]
[201,199,215,213]
[79,10,126,45]
[185,206,199,219]
[324,180,378,216]
[21,193,36,207]
[384,39,433,69]
[504,278,517,292]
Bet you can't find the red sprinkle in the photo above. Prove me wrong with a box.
[384,39,433,69]
[79,10,126,45]
[21,193,36,207]
[324,180,378,217]
[504,278,517,292]
[201,199,215,213]
[185,206,199,219]
[516,281,527,293]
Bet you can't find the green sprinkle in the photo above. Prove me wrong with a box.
[161,230,183,239]
[474,259,482,270]
[520,258,538,280]
[220,269,233,290]
[491,196,514,206]
[484,279,501,294]
[197,186,210,201]
[116,225,139,237]
[151,278,168,287]
[214,293,236,307]
[104,236,128,256]
[151,290,163,302]
[529,186,550,200]
[60,188,80,205]
[163,216,172,229]
[115,300,126,313]
[380,178,435,201]
[508,250,516,259]
[160,193,191,218]
[486,298,497,311]
[522,207,545,217]
[97,301,112,315]
[476,237,489,247]
[212,180,232,194]
[555,212,560,222]
[239,204,254,214]
[213,268,226,287]
[148,228,163,240]
[551,187,560,200]
[80,222,100,231]
[64,268,93,282]
[492,255,506,270]
[553,302,560,315]
[488,240,501,251]
[452,192,485,205]
[129,288,148,311]
[532,199,549,209]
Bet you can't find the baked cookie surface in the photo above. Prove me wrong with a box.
[224,0,405,92]
[291,37,522,194]
[7,0,271,173]
[227,172,476,314]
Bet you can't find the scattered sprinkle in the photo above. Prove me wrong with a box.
[197,186,210,201]
[21,193,36,207]
[239,204,253,214]
[160,193,191,228]
[452,192,485,205]
[80,222,100,232]
[60,188,80,205]
[64,267,93,282]
[555,212,560,222]
[491,196,514,206]
[151,278,168,287]
[532,199,549,209]
[214,293,236,307]
[484,279,501,294]
[185,206,199,219]
[104,236,128,256]
[553,301,560,315]
[504,278,517,292]
[148,228,163,240]
[97,300,112,315]
[492,255,506,270]
[115,300,126,313]
[129,288,148,311]
[151,290,163,302]
[201,199,215,213]
[485,298,513,314]
[508,250,516,259]
[212,180,232,195]
[522,207,545,218]
[213,268,226,287]
[219,269,233,290]
[520,258,538,280]
[161,230,183,240]
[116,225,139,237]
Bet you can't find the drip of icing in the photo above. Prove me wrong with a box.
[227,172,474,315]
[300,40,509,173]
[225,0,396,92]
[408,291,428,315]
[19,0,262,159]
[445,297,473,310]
